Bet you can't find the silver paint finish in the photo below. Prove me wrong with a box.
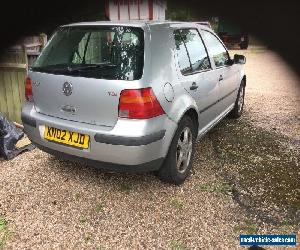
[22,102,177,165]
[22,21,245,167]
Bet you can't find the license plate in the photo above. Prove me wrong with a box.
[44,126,90,149]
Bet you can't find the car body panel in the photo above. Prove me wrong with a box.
[198,28,240,109]
[22,21,245,170]
[30,72,123,127]
[170,24,220,131]
[22,102,177,166]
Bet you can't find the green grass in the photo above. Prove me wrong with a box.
[0,218,7,232]
[119,183,133,194]
[234,220,258,234]
[74,193,81,201]
[170,199,183,210]
[197,184,214,192]
[95,203,104,213]
[197,182,233,196]
[0,217,12,249]
[169,239,185,250]
[279,220,295,234]
[84,234,93,243]
[79,217,87,224]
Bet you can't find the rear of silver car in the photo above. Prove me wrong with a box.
[22,23,176,171]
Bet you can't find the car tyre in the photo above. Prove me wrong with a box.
[158,116,196,185]
[229,80,245,119]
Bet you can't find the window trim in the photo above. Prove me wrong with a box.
[174,28,212,76]
[201,29,232,69]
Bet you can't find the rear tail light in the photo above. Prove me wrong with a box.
[25,76,33,102]
[118,87,165,119]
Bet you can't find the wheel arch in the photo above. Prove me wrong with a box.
[183,108,199,135]
[242,74,246,86]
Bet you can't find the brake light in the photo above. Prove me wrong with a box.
[25,76,33,102]
[118,87,165,119]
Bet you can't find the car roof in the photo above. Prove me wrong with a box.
[62,20,214,33]
[63,20,192,28]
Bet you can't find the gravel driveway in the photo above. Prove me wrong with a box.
[1,48,299,249]
[232,48,300,140]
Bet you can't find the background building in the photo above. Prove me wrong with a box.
[105,0,166,21]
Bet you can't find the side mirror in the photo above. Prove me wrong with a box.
[234,54,246,64]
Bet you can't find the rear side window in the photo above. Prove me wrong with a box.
[174,29,210,75]
[174,30,192,74]
[201,30,229,68]
[32,26,144,80]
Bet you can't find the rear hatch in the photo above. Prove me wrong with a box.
[30,24,144,127]
[31,73,123,127]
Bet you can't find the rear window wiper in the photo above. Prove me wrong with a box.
[67,64,117,72]
[31,66,67,74]
[30,63,117,74]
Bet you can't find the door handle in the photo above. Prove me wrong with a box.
[190,82,198,90]
[219,75,223,81]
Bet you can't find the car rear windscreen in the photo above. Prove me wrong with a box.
[32,26,144,80]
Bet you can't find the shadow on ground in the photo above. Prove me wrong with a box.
[205,116,300,228]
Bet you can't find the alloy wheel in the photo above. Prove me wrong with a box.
[238,86,244,113]
[176,127,193,174]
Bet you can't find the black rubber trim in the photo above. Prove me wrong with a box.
[21,112,36,127]
[34,142,163,173]
[199,88,238,114]
[94,130,166,146]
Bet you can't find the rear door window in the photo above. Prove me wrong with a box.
[32,26,144,80]
[174,29,211,75]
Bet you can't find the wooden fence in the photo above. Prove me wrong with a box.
[0,35,46,123]
[0,49,27,123]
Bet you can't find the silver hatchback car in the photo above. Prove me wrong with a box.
[22,21,246,184]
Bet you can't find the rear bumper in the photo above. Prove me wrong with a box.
[35,142,164,173]
[22,102,177,170]
[94,130,166,146]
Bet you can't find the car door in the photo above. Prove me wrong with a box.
[173,28,220,133]
[200,29,239,111]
